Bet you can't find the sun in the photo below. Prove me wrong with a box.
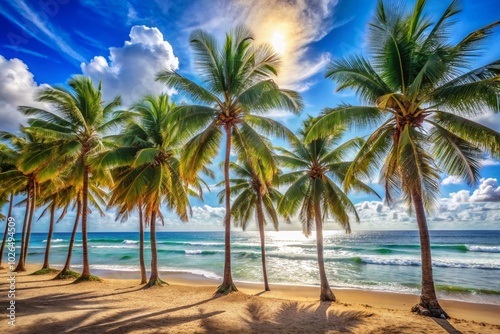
[270,31,286,55]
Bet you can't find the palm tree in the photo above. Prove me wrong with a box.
[0,131,49,272]
[157,26,303,293]
[306,0,500,317]
[19,76,125,281]
[34,181,72,274]
[95,94,193,287]
[278,118,377,301]
[0,142,19,269]
[218,159,283,291]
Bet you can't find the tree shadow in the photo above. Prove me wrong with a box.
[432,318,463,334]
[201,299,372,333]
[12,289,224,334]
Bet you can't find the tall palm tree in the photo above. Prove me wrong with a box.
[19,76,125,281]
[95,94,193,287]
[307,0,500,317]
[0,131,53,272]
[157,26,303,293]
[0,142,20,269]
[218,159,283,291]
[278,118,377,301]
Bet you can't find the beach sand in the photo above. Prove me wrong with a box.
[1,264,499,333]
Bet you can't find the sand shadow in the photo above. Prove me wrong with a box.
[201,299,372,333]
[12,288,224,334]
[432,318,463,334]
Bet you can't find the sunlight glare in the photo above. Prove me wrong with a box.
[271,31,286,54]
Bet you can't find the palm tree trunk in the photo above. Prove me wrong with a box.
[55,199,80,279]
[256,192,270,291]
[314,201,335,302]
[80,165,91,278]
[147,210,164,287]
[411,190,448,318]
[139,204,147,284]
[15,181,33,272]
[22,179,36,264]
[217,125,237,294]
[42,202,56,269]
[0,193,14,269]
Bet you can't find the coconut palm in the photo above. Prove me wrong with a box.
[19,76,125,281]
[157,26,303,293]
[278,118,377,301]
[94,94,193,287]
[218,158,283,291]
[0,131,51,272]
[306,0,500,316]
[0,142,19,269]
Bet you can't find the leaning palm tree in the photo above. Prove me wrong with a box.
[218,159,283,291]
[307,0,500,317]
[19,76,125,281]
[94,94,193,287]
[157,26,303,293]
[278,118,377,301]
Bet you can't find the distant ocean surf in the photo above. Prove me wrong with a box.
[20,230,500,305]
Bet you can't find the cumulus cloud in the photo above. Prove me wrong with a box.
[81,25,179,106]
[184,0,339,91]
[441,175,463,185]
[470,178,500,202]
[0,55,47,131]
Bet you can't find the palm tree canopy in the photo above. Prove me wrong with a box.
[277,118,378,236]
[156,26,304,181]
[92,94,192,223]
[307,0,500,210]
[19,76,125,168]
[217,160,282,231]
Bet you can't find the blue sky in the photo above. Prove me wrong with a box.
[0,0,499,232]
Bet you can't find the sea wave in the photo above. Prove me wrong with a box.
[122,240,139,244]
[91,245,138,249]
[353,256,500,270]
[43,238,64,243]
[185,250,219,255]
[466,245,500,253]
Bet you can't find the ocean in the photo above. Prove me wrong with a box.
[10,230,500,305]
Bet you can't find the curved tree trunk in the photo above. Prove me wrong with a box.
[80,165,91,279]
[139,204,147,284]
[55,199,81,279]
[314,201,335,302]
[42,202,56,269]
[0,193,14,269]
[256,192,270,291]
[15,182,33,272]
[22,179,36,264]
[217,125,237,294]
[411,190,448,318]
[147,210,164,287]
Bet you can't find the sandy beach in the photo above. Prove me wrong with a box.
[1,264,499,334]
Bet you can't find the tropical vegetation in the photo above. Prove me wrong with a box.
[306,0,500,317]
[0,0,498,321]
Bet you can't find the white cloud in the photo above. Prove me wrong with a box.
[81,25,179,106]
[475,110,500,132]
[449,190,471,203]
[479,157,500,166]
[0,55,48,131]
[184,0,340,91]
[441,175,464,185]
[470,178,500,202]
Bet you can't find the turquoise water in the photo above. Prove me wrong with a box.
[6,230,500,304]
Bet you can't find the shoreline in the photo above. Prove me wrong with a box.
[59,263,500,306]
[6,264,500,328]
